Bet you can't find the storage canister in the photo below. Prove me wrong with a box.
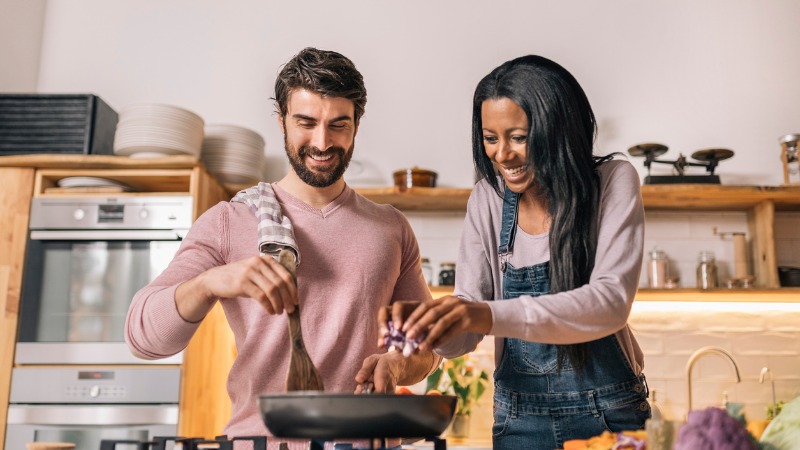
[696,251,718,289]
[647,248,669,288]
[438,262,456,286]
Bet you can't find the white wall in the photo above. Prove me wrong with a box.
[0,0,46,91]
[32,0,800,187]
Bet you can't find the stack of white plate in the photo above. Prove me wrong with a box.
[200,124,266,185]
[57,177,133,192]
[113,103,205,159]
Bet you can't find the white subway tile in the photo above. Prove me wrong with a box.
[760,312,800,332]
[643,212,692,238]
[687,212,748,238]
[732,354,771,381]
[632,331,664,355]
[700,312,765,333]
[734,332,800,356]
[663,332,732,355]
[643,354,687,380]
[629,312,698,332]
[765,355,800,380]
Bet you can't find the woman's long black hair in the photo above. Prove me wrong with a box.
[472,55,613,372]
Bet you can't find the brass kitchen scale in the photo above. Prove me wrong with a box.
[628,143,734,184]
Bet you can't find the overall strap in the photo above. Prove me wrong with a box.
[497,187,520,272]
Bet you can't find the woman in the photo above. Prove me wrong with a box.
[382,55,649,449]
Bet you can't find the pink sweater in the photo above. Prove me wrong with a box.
[125,183,431,440]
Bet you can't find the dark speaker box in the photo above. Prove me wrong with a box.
[0,93,118,156]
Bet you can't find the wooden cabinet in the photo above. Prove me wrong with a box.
[0,167,35,449]
[356,184,800,301]
[0,155,236,445]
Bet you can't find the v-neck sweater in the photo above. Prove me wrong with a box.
[125,183,431,440]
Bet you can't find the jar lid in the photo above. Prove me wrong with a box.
[440,262,456,268]
[649,249,666,259]
[698,250,716,262]
[393,166,438,177]
[421,257,430,263]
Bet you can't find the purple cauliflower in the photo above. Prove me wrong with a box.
[383,321,426,357]
[675,407,758,450]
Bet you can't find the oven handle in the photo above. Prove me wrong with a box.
[30,230,185,241]
[6,404,178,425]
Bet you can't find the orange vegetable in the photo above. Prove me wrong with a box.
[562,439,587,450]
[425,389,443,396]
[395,387,414,395]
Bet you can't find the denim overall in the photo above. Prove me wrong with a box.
[492,189,650,450]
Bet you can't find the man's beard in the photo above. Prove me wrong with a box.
[284,136,353,188]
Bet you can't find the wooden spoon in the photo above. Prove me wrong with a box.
[278,249,324,391]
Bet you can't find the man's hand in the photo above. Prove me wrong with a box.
[175,255,298,322]
[354,352,406,393]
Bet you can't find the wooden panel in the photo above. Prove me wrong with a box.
[431,287,800,302]
[749,201,779,288]
[178,304,236,438]
[0,167,35,449]
[190,166,232,220]
[641,184,800,211]
[178,168,237,438]
[635,288,800,302]
[34,169,193,196]
[355,186,471,211]
[0,154,198,169]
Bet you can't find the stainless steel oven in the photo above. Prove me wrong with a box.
[16,196,192,365]
[5,367,179,450]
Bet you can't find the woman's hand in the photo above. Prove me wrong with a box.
[379,296,493,352]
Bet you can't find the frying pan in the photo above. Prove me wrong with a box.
[259,392,457,439]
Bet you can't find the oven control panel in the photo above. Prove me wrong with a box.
[28,196,194,230]
[9,367,180,404]
[65,384,127,400]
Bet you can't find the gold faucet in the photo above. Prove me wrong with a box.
[686,346,741,415]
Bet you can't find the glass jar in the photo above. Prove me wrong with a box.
[647,249,669,288]
[438,262,456,286]
[420,257,433,286]
[696,251,718,289]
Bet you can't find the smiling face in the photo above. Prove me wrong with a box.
[280,88,357,188]
[481,97,533,193]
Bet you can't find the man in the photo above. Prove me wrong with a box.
[125,47,437,441]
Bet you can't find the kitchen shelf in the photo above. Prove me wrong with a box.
[351,184,800,212]
[355,186,472,211]
[430,287,800,302]
[640,184,800,211]
[34,168,194,196]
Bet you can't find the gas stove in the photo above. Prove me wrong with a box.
[98,436,447,450]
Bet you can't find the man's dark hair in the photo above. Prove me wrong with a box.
[273,47,367,123]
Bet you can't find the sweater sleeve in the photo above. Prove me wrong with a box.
[435,184,499,358]
[488,161,644,344]
[390,207,434,303]
[124,202,229,359]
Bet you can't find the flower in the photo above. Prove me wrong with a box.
[426,355,489,416]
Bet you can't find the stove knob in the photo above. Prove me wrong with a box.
[73,208,86,221]
[89,385,101,398]
[139,208,150,220]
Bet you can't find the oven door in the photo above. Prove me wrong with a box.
[5,405,178,450]
[17,229,185,365]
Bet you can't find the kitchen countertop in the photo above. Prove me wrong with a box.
[402,437,492,450]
